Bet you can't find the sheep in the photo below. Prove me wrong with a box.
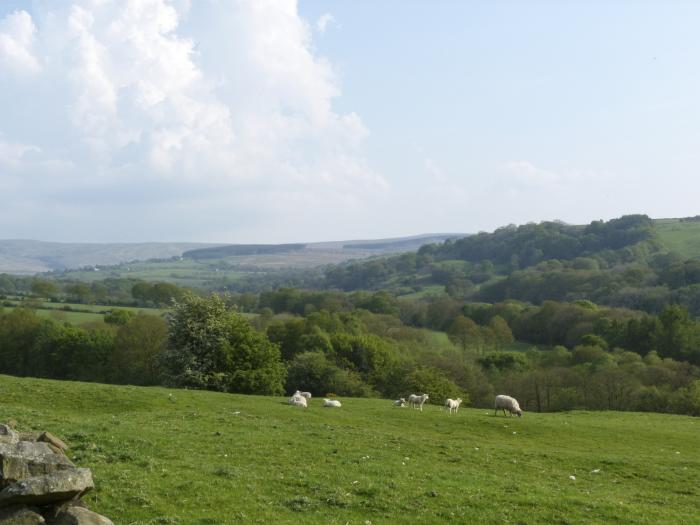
[300,391,312,399]
[393,398,407,407]
[444,397,463,414]
[494,394,522,417]
[289,393,307,408]
[408,393,429,411]
[323,398,342,408]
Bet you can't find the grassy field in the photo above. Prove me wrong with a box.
[1,300,171,326]
[0,375,698,524]
[655,218,700,260]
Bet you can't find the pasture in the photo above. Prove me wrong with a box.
[0,375,698,524]
[655,218,700,260]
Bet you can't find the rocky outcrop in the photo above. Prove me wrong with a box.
[0,424,112,525]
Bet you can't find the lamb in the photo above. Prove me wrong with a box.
[289,393,308,408]
[494,394,522,417]
[393,398,407,407]
[444,397,462,414]
[408,393,429,411]
[323,398,342,408]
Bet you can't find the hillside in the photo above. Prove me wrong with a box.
[0,375,698,524]
[0,240,219,275]
[655,217,700,259]
[39,234,462,289]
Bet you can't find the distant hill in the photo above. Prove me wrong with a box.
[0,240,219,275]
[0,234,464,277]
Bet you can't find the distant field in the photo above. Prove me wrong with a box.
[0,300,170,326]
[655,218,700,260]
[0,301,258,325]
[0,375,697,524]
[1,306,106,324]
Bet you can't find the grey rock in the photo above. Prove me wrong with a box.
[0,505,46,524]
[50,506,114,525]
[0,468,93,507]
[0,443,75,486]
[37,433,68,453]
[0,425,19,446]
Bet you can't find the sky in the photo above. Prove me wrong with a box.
[1,0,699,243]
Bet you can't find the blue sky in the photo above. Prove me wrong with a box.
[1,1,699,242]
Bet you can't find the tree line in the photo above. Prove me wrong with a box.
[2,290,699,416]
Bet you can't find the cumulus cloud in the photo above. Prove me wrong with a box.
[0,10,40,74]
[0,0,383,242]
[316,13,335,34]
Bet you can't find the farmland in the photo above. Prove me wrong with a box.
[1,375,698,524]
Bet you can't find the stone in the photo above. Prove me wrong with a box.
[0,505,46,524]
[0,468,94,507]
[51,506,114,525]
[0,443,75,487]
[37,433,69,453]
[0,425,19,445]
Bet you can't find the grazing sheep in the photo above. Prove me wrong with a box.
[444,398,463,414]
[289,393,308,408]
[323,398,342,408]
[408,393,430,411]
[494,395,522,417]
[394,398,407,407]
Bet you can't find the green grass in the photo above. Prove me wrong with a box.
[0,375,698,524]
[655,218,700,260]
[1,301,171,326]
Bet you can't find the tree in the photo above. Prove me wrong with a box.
[110,314,168,385]
[447,315,481,353]
[163,293,286,394]
[489,315,514,347]
[30,279,58,299]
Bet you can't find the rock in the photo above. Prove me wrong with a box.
[51,506,114,525]
[0,505,46,524]
[0,468,94,507]
[37,433,69,453]
[0,443,75,486]
[0,425,19,445]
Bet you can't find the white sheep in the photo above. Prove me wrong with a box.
[494,394,522,417]
[299,391,312,399]
[323,398,342,408]
[393,398,407,407]
[444,397,462,414]
[408,393,429,411]
[289,393,307,408]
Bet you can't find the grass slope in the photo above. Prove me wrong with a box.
[0,375,698,524]
[655,218,700,260]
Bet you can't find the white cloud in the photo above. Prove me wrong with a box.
[0,1,383,242]
[0,10,40,74]
[502,161,560,188]
[316,13,335,34]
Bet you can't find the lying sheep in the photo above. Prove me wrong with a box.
[393,398,407,407]
[408,393,429,411]
[289,393,308,408]
[323,398,342,408]
[299,391,312,399]
[444,397,462,414]
[494,394,522,417]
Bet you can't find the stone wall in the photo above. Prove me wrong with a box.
[0,423,113,524]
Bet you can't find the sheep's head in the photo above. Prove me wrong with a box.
[516,408,523,417]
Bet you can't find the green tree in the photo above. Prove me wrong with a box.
[163,293,286,394]
[447,315,481,353]
[30,279,58,299]
[110,314,168,385]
